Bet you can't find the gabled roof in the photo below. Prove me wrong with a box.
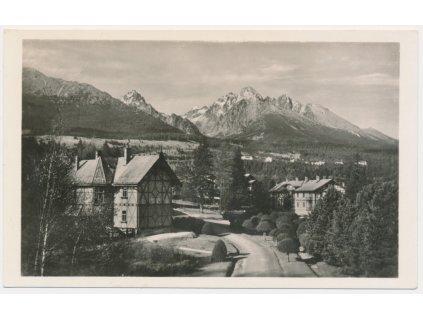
[295,179,333,192]
[113,154,179,186]
[269,180,304,192]
[74,156,113,186]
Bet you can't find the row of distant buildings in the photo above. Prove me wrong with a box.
[241,152,301,163]
[241,152,368,167]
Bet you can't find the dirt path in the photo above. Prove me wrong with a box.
[224,234,284,277]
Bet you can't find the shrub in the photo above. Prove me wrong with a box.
[250,216,260,226]
[211,239,227,262]
[242,219,257,234]
[276,220,294,236]
[269,212,285,221]
[298,233,310,250]
[268,228,280,237]
[276,233,292,243]
[276,214,292,224]
[260,214,272,222]
[276,217,293,229]
[255,220,275,234]
[296,221,307,237]
[277,238,299,254]
[201,222,215,235]
[172,216,205,235]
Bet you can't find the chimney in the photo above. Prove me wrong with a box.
[305,177,309,182]
[95,151,99,159]
[316,175,320,181]
[124,147,131,164]
[74,155,79,171]
[295,177,298,181]
[342,182,345,187]
[285,177,288,182]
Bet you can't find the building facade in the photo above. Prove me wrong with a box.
[294,177,344,216]
[113,149,180,234]
[269,178,304,210]
[73,152,114,215]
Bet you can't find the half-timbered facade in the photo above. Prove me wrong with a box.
[113,149,180,234]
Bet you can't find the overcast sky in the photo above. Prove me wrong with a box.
[23,40,399,138]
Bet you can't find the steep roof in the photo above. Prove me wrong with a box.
[74,156,113,186]
[113,154,179,186]
[295,179,333,192]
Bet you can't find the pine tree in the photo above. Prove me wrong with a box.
[306,186,343,257]
[214,142,233,211]
[323,197,358,267]
[352,181,398,277]
[190,139,215,213]
[228,148,249,209]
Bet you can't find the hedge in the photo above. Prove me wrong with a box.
[250,216,260,227]
[277,238,299,254]
[201,222,215,235]
[242,219,257,234]
[275,233,292,243]
[172,216,205,235]
[256,220,275,234]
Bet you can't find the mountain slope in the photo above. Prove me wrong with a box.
[184,87,397,147]
[120,90,201,136]
[22,68,188,139]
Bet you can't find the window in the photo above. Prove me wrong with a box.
[122,188,128,199]
[297,202,299,207]
[94,187,105,205]
[121,210,127,222]
[302,193,305,197]
[303,202,305,207]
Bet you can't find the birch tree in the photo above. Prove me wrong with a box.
[30,141,75,276]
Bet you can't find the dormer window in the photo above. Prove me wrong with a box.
[122,188,128,199]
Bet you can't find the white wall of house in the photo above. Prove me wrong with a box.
[114,186,138,229]
[294,191,324,216]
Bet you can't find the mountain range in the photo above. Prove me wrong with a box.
[22,67,201,139]
[22,67,396,148]
[183,87,397,147]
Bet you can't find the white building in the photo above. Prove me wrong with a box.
[264,157,273,163]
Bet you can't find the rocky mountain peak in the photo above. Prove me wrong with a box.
[121,89,147,106]
[239,86,262,101]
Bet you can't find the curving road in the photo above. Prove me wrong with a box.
[225,234,284,277]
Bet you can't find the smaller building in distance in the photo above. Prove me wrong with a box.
[264,156,273,163]
[357,160,368,166]
[241,155,254,161]
[311,160,326,166]
[73,151,114,215]
[244,173,257,192]
[269,178,304,209]
[294,176,345,216]
[334,160,344,165]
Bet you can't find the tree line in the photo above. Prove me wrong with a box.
[304,181,398,277]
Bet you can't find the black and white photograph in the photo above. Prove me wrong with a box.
[2,29,418,288]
